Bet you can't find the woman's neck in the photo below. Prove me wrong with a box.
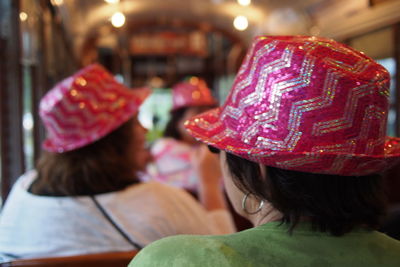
[249,202,283,226]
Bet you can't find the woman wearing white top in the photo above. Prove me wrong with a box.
[0,64,234,262]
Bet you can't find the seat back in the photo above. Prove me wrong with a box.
[0,250,138,267]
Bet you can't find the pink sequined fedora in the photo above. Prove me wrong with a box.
[40,64,150,153]
[172,77,217,111]
[185,36,400,176]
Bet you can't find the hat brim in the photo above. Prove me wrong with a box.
[43,87,151,153]
[185,107,400,176]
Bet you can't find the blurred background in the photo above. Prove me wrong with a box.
[1,0,400,203]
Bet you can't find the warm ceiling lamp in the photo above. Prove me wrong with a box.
[238,0,251,6]
[19,12,28,21]
[105,0,120,3]
[111,12,125,28]
[233,15,248,31]
[51,0,64,5]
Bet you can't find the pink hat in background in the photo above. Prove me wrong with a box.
[172,77,217,111]
[185,36,400,176]
[40,64,150,153]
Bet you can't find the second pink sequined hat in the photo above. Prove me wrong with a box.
[40,64,150,153]
[185,36,400,176]
[172,77,217,111]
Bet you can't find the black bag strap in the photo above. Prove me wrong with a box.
[90,196,143,250]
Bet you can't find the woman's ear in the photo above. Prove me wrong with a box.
[259,163,267,181]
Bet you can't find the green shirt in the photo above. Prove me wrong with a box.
[129,222,400,267]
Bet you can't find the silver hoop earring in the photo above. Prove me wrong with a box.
[241,192,264,215]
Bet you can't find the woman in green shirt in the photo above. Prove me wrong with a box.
[130,35,400,267]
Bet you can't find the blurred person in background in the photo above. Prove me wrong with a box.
[0,64,234,262]
[144,77,217,195]
[130,36,400,267]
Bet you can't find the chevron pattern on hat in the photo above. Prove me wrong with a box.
[40,64,149,153]
[185,36,400,176]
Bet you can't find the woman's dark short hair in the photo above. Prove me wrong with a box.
[211,147,387,236]
[163,107,188,140]
[31,118,139,196]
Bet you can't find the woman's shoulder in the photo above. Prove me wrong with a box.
[128,223,294,266]
[2,170,38,200]
[109,181,196,208]
[129,234,248,267]
[123,181,188,195]
[14,169,38,190]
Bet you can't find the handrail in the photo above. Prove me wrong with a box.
[0,250,138,267]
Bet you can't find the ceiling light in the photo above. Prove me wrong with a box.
[111,12,125,28]
[238,0,251,6]
[19,12,28,21]
[51,0,64,5]
[233,15,248,31]
[105,0,120,3]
